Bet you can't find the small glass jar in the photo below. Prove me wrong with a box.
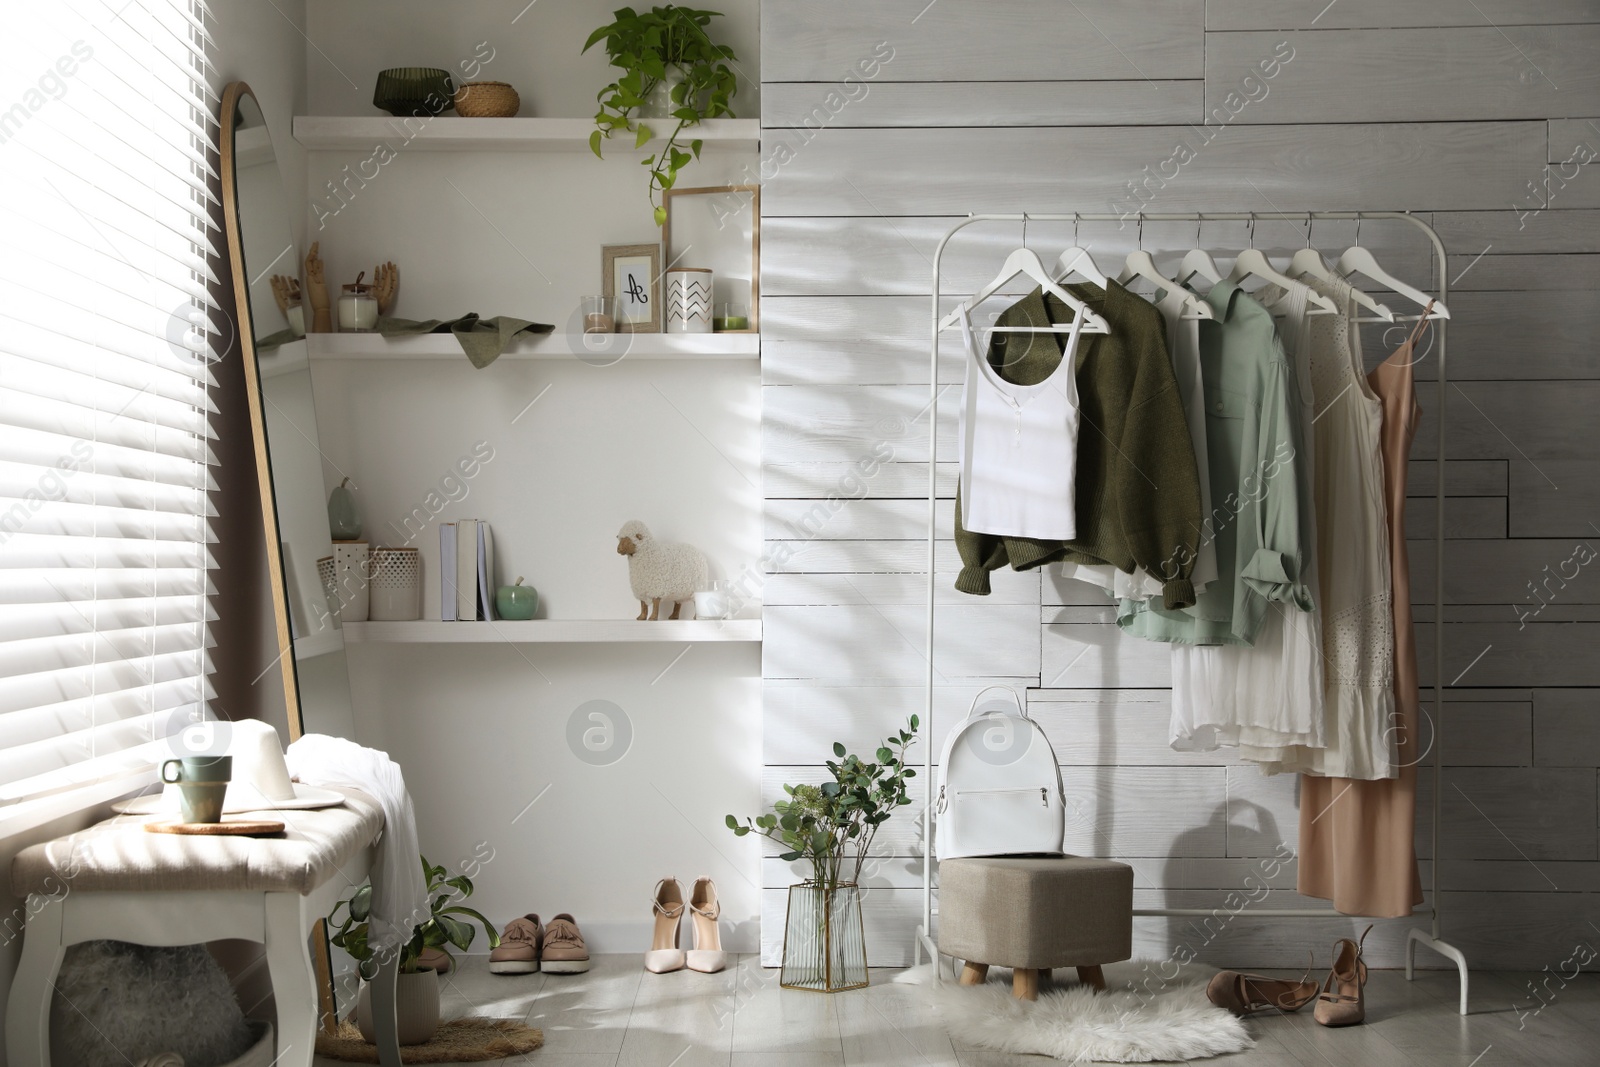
[713,302,750,332]
[581,295,616,334]
[338,282,378,332]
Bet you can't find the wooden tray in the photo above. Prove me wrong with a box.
[145,818,286,836]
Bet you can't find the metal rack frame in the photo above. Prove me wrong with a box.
[912,211,1470,1014]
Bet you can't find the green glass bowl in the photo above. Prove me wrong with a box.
[373,68,456,117]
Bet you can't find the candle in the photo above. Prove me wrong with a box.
[713,301,750,332]
[338,274,378,332]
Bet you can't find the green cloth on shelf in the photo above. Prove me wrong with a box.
[377,314,554,369]
[254,327,302,352]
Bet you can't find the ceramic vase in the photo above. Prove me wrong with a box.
[368,547,421,621]
[333,541,370,623]
[665,268,713,333]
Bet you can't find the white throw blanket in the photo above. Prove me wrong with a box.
[285,734,429,957]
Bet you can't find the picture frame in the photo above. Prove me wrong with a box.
[602,243,661,333]
[661,184,760,333]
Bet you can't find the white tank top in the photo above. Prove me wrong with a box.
[957,304,1083,540]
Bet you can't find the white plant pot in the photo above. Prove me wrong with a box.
[356,969,440,1046]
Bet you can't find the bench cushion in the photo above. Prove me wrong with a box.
[12,788,383,898]
[938,855,1134,969]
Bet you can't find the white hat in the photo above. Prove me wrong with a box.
[117,719,344,816]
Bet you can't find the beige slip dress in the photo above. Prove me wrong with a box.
[1297,308,1431,917]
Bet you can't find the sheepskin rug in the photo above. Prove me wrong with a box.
[50,940,256,1067]
[894,961,1253,1062]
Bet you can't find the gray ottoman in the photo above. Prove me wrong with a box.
[938,856,1134,1000]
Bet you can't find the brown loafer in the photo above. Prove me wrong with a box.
[489,914,542,975]
[541,914,591,974]
[415,946,454,975]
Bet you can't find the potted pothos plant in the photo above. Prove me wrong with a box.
[584,5,739,224]
[327,855,500,1045]
[726,716,919,992]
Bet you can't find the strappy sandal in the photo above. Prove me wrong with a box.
[1206,951,1319,1016]
[645,877,686,973]
[686,876,726,974]
[1314,925,1373,1027]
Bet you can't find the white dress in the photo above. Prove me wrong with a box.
[1168,282,1325,753]
[958,305,1084,538]
[1246,275,1395,779]
[1061,297,1218,598]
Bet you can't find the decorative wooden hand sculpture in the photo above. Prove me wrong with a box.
[270,274,301,315]
[305,241,332,333]
[373,261,399,316]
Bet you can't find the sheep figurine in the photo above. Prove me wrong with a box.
[616,520,708,620]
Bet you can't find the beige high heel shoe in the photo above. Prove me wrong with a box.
[1206,951,1319,1016]
[1314,925,1373,1027]
[645,878,686,974]
[686,877,726,974]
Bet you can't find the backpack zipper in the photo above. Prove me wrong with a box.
[952,787,1050,807]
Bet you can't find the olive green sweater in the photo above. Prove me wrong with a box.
[955,281,1204,610]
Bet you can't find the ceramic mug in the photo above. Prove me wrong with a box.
[161,755,232,824]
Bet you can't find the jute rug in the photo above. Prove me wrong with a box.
[314,1019,544,1063]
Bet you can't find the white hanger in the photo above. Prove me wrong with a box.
[1115,218,1213,320]
[1173,217,1223,288]
[1335,216,1450,319]
[939,218,1111,334]
[1286,216,1394,322]
[1226,215,1339,314]
[1052,214,1108,288]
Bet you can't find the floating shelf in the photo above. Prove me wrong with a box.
[342,619,761,643]
[293,116,760,152]
[305,332,758,361]
[292,629,345,660]
[257,338,309,378]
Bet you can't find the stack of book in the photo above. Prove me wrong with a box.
[438,520,496,621]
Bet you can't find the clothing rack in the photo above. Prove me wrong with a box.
[912,211,1471,1015]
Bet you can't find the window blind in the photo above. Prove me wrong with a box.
[0,0,218,805]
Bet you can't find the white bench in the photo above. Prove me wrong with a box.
[6,787,401,1067]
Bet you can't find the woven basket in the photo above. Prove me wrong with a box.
[454,81,520,118]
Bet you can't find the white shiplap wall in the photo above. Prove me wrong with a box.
[758,0,1600,969]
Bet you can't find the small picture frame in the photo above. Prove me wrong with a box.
[661,184,760,332]
[602,243,661,333]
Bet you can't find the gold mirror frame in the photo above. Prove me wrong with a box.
[219,80,340,1032]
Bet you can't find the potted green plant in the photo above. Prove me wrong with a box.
[583,5,739,224]
[327,855,500,1045]
[726,716,919,992]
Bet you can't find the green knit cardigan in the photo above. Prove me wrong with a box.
[955,280,1205,610]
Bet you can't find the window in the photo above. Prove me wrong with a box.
[0,1,218,806]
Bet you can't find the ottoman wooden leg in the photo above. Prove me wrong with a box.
[1077,965,1106,992]
[1012,967,1040,1001]
[959,962,989,986]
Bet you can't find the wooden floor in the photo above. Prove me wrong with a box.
[315,955,1600,1066]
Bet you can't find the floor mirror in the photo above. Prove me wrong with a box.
[220,78,355,1033]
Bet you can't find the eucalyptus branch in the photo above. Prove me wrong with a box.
[727,716,919,892]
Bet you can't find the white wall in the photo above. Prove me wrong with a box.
[758,0,1600,970]
[301,0,766,951]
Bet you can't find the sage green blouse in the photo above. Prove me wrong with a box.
[1118,280,1314,645]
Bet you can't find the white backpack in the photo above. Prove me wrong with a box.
[934,686,1066,860]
